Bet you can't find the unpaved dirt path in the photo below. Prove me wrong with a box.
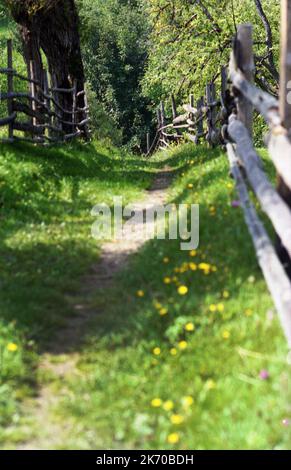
[15,169,173,450]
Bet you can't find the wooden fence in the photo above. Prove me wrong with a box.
[145,68,229,156]
[147,9,291,348]
[0,40,90,145]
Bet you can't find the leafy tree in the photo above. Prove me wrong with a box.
[142,0,280,112]
[78,0,152,148]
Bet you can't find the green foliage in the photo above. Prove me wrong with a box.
[78,0,152,148]
[142,0,280,113]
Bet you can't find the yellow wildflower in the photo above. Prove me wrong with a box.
[136,290,144,298]
[7,342,18,352]
[167,433,180,444]
[188,183,194,189]
[153,347,161,356]
[217,303,224,312]
[189,262,197,271]
[154,301,162,310]
[163,400,174,411]
[170,348,177,356]
[151,398,162,408]
[209,304,217,313]
[170,414,184,425]
[182,396,194,407]
[199,263,211,272]
[177,285,188,296]
[163,257,170,264]
[223,290,230,299]
[222,330,230,339]
[189,250,197,257]
[185,322,195,332]
[164,277,171,285]
[178,341,188,350]
[159,308,168,316]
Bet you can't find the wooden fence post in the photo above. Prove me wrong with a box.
[160,101,166,129]
[7,39,14,141]
[196,97,204,142]
[72,79,77,133]
[280,0,291,129]
[29,60,37,133]
[236,24,254,138]
[43,69,51,135]
[146,132,150,154]
[171,94,177,120]
[220,66,227,105]
[276,0,291,277]
[206,84,213,146]
[189,93,194,121]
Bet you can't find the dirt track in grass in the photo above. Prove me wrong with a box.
[15,168,173,450]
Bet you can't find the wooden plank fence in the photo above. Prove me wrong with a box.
[0,40,90,145]
[146,1,291,348]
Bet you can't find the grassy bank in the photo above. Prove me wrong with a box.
[41,144,291,450]
[0,142,290,449]
[0,140,153,444]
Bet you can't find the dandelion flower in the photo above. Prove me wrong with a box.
[7,342,18,352]
[151,398,162,408]
[136,290,144,298]
[189,250,197,257]
[163,400,174,411]
[223,290,230,299]
[222,330,230,339]
[217,303,224,312]
[163,257,170,264]
[178,341,187,350]
[177,286,188,296]
[153,347,161,356]
[164,277,171,285]
[188,183,194,189]
[170,414,184,425]
[154,301,162,310]
[159,308,168,316]
[170,348,177,356]
[199,263,211,272]
[189,262,197,271]
[209,304,217,313]
[182,396,194,407]
[167,433,180,444]
[185,322,195,332]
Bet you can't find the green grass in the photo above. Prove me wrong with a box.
[0,139,154,444]
[43,144,290,450]
[0,141,290,450]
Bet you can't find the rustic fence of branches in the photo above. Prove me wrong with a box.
[147,13,291,347]
[0,40,90,145]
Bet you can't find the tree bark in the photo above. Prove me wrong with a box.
[8,0,87,136]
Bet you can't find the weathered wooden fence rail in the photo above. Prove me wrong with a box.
[0,40,90,145]
[146,70,228,156]
[146,3,291,348]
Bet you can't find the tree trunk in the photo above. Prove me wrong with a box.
[8,0,87,137]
